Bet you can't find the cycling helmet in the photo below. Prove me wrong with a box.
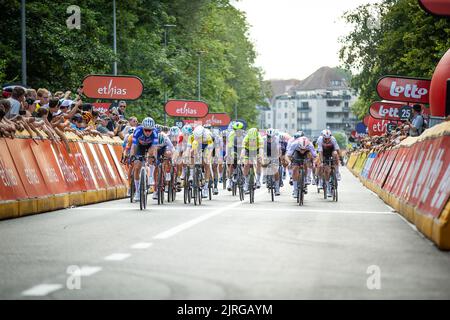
[298,137,310,150]
[323,129,332,139]
[142,117,155,130]
[321,129,327,136]
[182,124,193,135]
[247,128,258,139]
[293,131,304,139]
[232,121,244,130]
[169,126,180,137]
[266,128,275,137]
[193,125,205,138]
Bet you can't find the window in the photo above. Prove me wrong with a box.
[302,102,309,108]
[267,113,271,119]
[284,113,288,119]
[285,124,288,129]
[344,102,349,108]
[284,102,288,108]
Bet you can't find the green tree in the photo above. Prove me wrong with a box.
[339,0,450,119]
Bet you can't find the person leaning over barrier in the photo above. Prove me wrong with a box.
[405,104,425,137]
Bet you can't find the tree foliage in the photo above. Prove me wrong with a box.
[0,0,267,126]
[339,0,450,119]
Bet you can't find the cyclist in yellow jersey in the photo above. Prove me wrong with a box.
[241,127,263,192]
[225,121,245,191]
[187,125,214,198]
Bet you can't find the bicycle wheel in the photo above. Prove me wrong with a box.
[332,170,338,202]
[299,169,304,206]
[249,167,255,204]
[157,164,164,205]
[130,169,135,203]
[139,168,147,210]
[208,179,212,200]
[270,177,274,202]
[323,178,327,199]
[222,166,227,190]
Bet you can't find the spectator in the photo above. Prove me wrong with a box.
[5,86,25,119]
[70,114,85,131]
[96,115,114,137]
[118,100,127,117]
[36,88,50,111]
[406,104,425,137]
[107,108,120,132]
[47,98,62,122]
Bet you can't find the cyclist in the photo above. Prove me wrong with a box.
[154,127,175,199]
[279,132,291,184]
[187,125,214,198]
[241,127,263,193]
[225,121,245,191]
[130,117,158,202]
[169,126,182,180]
[286,131,304,186]
[210,128,223,195]
[179,124,193,182]
[287,136,316,198]
[262,128,281,196]
[318,129,342,196]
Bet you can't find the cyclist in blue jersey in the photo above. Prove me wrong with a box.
[130,117,158,202]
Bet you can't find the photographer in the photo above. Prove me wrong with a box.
[405,104,425,137]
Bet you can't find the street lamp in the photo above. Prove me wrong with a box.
[113,0,117,75]
[197,50,205,101]
[21,0,26,86]
[163,24,176,125]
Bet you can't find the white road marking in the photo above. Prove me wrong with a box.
[104,253,131,261]
[130,242,153,249]
[22,284,63,296]
[153,188,266,240]
[227,208,394,214]
[72,266,102,277]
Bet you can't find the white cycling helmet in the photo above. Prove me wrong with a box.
[169,126,180,137]
[298,137,310,150]
[182,124,193,135]
[266,128,275,137]
[142,117,155,130]
[323,129,332,139]
[294,130,304,139]
[193,125,205,138]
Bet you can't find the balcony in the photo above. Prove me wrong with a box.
[297,106,312,112]
[342,117,359,123]
[297,118,312,124]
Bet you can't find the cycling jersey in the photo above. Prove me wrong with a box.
[317,136,339,158]
[187,132,214,151]
[286,138,317,158]
[242,133,263,151]
[132,126,159,156]
[226,130,244,158]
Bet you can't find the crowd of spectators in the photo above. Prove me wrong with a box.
[0,85,139,150]
[355,104,450,153]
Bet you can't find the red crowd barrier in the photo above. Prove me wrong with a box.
[0,134,128,219]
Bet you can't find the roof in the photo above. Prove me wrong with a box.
[290,66,350,92]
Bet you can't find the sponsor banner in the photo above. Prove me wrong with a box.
[367,152,385,182]
[70,142,99,191]
[375,149,398,187]
[94,144,122,187]
[30,140,69,195]
[107,144,128,186]
[367,116,398,136]
[412,136,450,217]
[369,101,412,121]
[165,100,209,118]
[419,0,450,17]
[50,143,87,193]
[183,113,231,127]
[376,76,431,104]
[82,143,108,190]
[363,115,370,127]
[82,75,144,100]
[5,139,50,198]
[397,143,426,203]
[391,146,417,198]
[383,148,408,193]
[361,153,377,179]
[0,139,28,201]
[92,103,111,114]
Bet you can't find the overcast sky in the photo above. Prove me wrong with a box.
[231,0,381,81]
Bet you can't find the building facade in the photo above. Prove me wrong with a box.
[261,67,359,139]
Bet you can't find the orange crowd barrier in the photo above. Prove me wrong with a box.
[0,132,128,220]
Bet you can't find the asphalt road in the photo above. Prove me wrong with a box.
[1,167,449,299]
